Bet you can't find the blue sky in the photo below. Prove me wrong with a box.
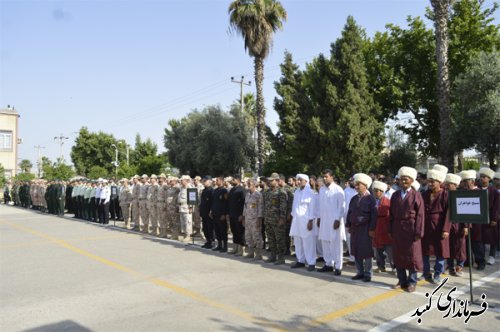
[1,0,493,168]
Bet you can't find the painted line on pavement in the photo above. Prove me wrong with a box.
[0,219,286,332]
[368,269,500,332]
[0,233,132,249]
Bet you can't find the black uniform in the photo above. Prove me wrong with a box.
[227,185,246,246]
[199,186,214,246]
[211,186,228,250]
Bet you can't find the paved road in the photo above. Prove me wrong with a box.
[1,206,499,331]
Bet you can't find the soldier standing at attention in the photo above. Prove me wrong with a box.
[211,176,229,252]
[243,179,264,260]
[178,175,193,243]
[139,174,150,233]
[156,174,168,238]
[131,175,141,230]
[227,175,246,256]
[264,173,288,264]
[192,176,204,236]
[148,175,159,236]
[200,176,214,249]
[119,179,133,229]
[166,177,181,240]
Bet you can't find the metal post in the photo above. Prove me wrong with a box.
[467,230,474,303]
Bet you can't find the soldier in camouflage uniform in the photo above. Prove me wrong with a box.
[156,174,168,238]
[264,173,288,264]
[192,176,204,236]
[139,174,150,232]
[279,174,294,255]
[147,174,159,235]
[131,175,141,230]
[119,179,133,229]
[178,175,193,243]
[243,179,264,260]
[166,177,180,240]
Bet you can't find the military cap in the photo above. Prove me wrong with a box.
[267,172,280,181]
[133,174,140,179]
[194,176,201,180]
[151,174,158,179]
[159,173,167,179]
[141,174,149,179]
[180,175,191,181]
[202,175,212,181]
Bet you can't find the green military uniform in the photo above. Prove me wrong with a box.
[264,173,288,264]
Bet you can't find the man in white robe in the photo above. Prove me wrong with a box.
[290,174,317,271]
[318,169,346,275]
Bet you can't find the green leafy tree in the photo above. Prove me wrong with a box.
[164,105,255,175]
[0,163,6,188]
[117,164,138,179]
[379,128,418,176]
[14,173,35,182]
[130,134,158,168]
[229,0,287,175]
[42,158,76,181]
[274,17,384,178]
[71,127,118,176]
[19,159,33,173]
[453,51,500,168]
[87,165,110,179]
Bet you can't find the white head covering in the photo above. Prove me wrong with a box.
[479,167,495,180]
[296,174,309,182]
[398,166,418,181]
[354,173,373,188]
[427,169,446,183]
[372,180,387,192]
[432,164,448,174]
[445,173,462,186]
[495,172,500,180]
[461,170,477,181]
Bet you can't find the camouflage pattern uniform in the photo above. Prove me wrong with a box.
[192,181,204,234]
[131,181,141,229]
[284,184,295,253]
[139,181,150,232]
[243,190,264,259]
[166,183,180,240]
[178,186,192,242]
[264,187,288,261]
[119,184,133,228]
[147,179,159,235]
[157,181,168,237]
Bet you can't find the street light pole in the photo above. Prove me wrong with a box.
[111,144,118,177]
[54,134,69,164]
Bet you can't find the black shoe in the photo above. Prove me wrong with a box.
[307,265,316,271]
[316,257,325,263]
[334,269,342,276]
[363,276,371,282]
[317,265,333,272]
[352,274,364,280]
[477,263,486,271]
[212,246,222,252]
[291,262,306,269]
[220,247,227,253]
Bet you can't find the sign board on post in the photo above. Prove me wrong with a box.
[187,188,198,206]
[449,190,489,224]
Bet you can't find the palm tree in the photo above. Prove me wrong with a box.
[19,159,33,173]
[430,0,453,171]
[229,0,287,175]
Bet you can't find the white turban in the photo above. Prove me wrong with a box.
[372,180,387,192]
[432,164,448,174]
[296,174,309,182]
[427,169,446,183]
[461,170,477,181]
[354,173,372,188]
[445,173,462,186]
[398,166,418,181]
[479,167,495,180]
[412,181,420,191]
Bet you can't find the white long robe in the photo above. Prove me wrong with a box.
[318,182,346,269]
[290,184,316,265]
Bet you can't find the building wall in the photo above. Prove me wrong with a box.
[0,110,20,178]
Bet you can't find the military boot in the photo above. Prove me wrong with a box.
[245,247,255,259]
[274,254,285,265]
[228,244,239,255]
[220,241,228,253]
[159,228,166,238]
[212,241,223,252]
[254,248,263,260]
[266,254,276,263]
[236,245,244,257]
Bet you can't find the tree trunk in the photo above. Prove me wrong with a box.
[431,0,453,171]
[254,56,265,175]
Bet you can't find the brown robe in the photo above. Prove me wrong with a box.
[346,193,377,259]
[481,186,499,246]
[449,222,467,262]
[389,189,425,271]
[421,189,451,258]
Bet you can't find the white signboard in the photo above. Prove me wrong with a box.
[456,197,481,215]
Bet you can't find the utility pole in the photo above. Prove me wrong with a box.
[34,145,46,178]
[111,144,119,177]
[231,76,251,113]
[54,134,69,164]
[232,76,252,177]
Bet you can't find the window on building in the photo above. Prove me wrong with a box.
[0,130,13,151]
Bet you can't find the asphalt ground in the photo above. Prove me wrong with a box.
[0,205,499,332]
